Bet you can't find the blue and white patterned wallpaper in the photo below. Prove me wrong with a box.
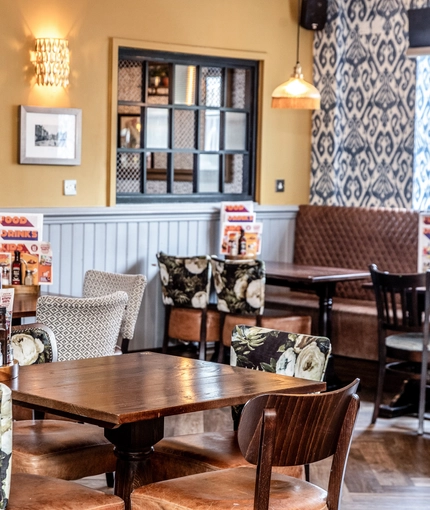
[310,0,430,209]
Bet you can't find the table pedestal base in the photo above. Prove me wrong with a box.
[105,417,165,510]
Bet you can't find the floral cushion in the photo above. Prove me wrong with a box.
[211,258,265,315]
[231,325,331,382]
[156,252,211,309]
[0,384,12,509]
[11,327,56,366]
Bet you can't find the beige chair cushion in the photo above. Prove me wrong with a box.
[12,420,116,480]
[132,466,327,510]
[9,473,124,509]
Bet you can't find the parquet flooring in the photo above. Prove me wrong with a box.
[78,390,430,509]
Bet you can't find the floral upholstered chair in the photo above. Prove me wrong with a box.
[10,324,119,487]
[211,257,266,362]
[0,383,12,509]
[150,325,331,484]
[0,382,124,509]
[11,323,56,366]
[156,252,219,360]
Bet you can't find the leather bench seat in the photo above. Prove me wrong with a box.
[267,205,419,363]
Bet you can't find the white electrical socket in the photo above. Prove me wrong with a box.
[63,179,77,196]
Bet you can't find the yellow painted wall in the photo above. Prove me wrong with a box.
[0,0,314,207]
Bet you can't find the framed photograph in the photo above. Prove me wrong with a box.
[20,105,82,165]
[118,114,141,149]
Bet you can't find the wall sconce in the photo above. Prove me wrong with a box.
[31,38,70,87]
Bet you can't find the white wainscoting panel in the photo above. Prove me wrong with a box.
[6,204,298,350]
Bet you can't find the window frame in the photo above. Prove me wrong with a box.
[114,46,259,204]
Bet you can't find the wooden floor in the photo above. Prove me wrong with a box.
[77,388,430,509]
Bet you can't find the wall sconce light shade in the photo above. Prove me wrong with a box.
[31,38,70,87]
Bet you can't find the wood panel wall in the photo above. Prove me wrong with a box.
[14,204,298,350]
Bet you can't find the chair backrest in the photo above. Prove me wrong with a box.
[156,252,211,309]
[11,323,57,365]
[0,383,12,509]
[231,325,331,381]
[36,291,128,361]
[369,263,430,334]
[237,379,360,510]
[211,257,265,315]
[83,269,147,341]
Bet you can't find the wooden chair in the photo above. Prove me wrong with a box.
[10,324,117,483]
[36,291,128,360]
[132,379,360,510]
[369,263,430,434]
[0,383,124,510]
[211,256,265,362]
[156,252,219,360]
[150,324,330,483]
[83,269,147,353]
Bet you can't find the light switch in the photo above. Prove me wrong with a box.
[63,180,77,196]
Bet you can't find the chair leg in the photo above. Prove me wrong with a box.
[198,309,208,361]
[372,355,386,424]
[105,472,114,488]
[162,307,172,354]
[217,313,227,363]
[121,337,130,354]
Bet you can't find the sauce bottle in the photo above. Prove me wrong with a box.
[239,228,247,256]
[11,250,22,285]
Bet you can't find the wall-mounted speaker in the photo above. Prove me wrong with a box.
[408,8,430,48]
[300,0,328,31]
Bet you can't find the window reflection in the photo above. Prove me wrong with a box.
[147,108,169,149]
[174,65,196,106]
[199,154,219,192]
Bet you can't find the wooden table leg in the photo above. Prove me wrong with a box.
[104,417,164,510]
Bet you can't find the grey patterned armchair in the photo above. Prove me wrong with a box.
[36,291,128,361]
[83,269,147,353]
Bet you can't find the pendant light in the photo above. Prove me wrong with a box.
[271,0,320,110]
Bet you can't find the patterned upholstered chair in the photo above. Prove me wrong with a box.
[83,269,147,353]
[150,325,331,482]
[156,252,220,360]
[132,380,359,510]
[10,324,118,484]
[36,291,128,361]
[211,257,265,362]
[0,383,124,510]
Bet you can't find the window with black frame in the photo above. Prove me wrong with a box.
[116,48,259,203]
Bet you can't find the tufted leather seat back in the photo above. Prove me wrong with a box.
[293,205,419,300]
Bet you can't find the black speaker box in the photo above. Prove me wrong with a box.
[300,0,328,31]
[408,8,430,48]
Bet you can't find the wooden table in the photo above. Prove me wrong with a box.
[265,261,370,338]
[6,352,325,509]
[12,292,38,320]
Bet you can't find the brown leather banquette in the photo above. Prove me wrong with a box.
[265,204,419,361]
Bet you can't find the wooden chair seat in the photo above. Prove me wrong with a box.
[133,467,326,510]
[151,431,303,481]
[133,380,360,510]
[9,473,124,509]
[12,420,116,480]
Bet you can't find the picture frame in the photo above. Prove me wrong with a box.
[20,105,82,165]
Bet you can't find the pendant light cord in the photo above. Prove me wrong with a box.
[296,0,302,65]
